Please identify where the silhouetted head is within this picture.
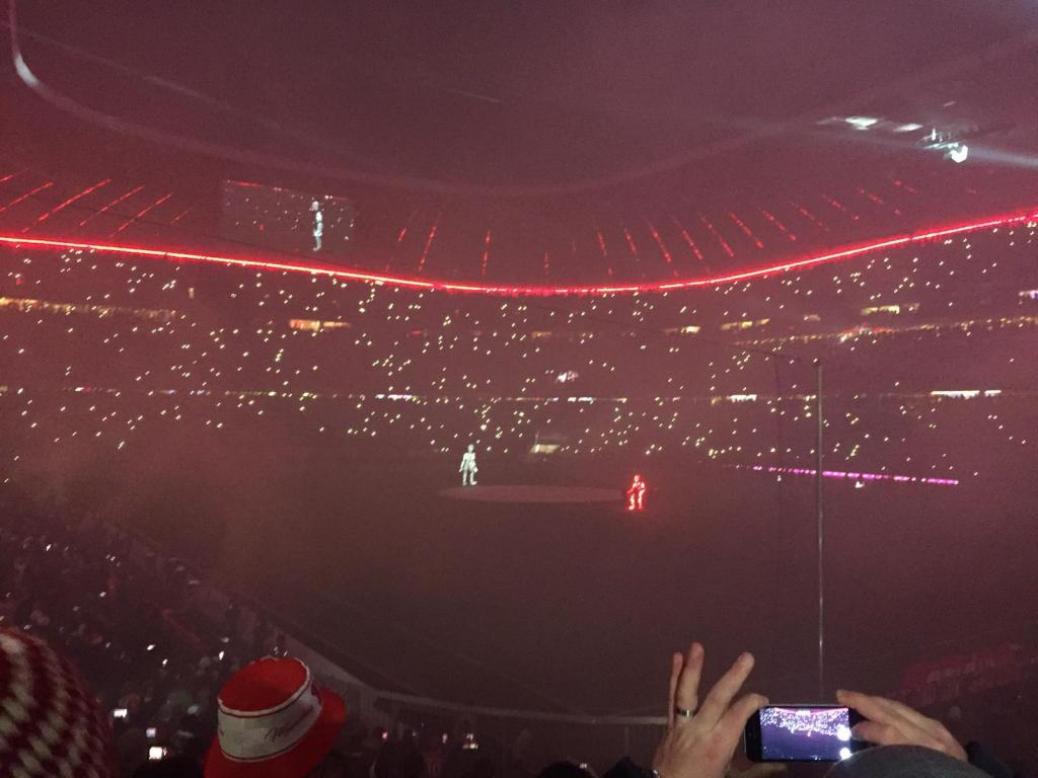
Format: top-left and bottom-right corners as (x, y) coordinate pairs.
(826, 746), (987, 778)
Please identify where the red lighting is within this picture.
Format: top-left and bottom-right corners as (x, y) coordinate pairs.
(0, 207), (1035, 296)
(79, 185), (145, 227)
(481, 229), (492, 278)
(23, 178), (111, 232)
(646, 220), (675, 268)
(0, 181), (54, 214)
(698, 212), (734, 258)
(112, 192), (173, 236)
(417, 216), (439, 272)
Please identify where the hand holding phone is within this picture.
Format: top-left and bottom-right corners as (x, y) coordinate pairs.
(745, 705), (864, 762)
(653, 644), (768, 778)
(835, 690), (966, 761)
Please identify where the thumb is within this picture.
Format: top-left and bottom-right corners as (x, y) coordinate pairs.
(732, 764), (788, 778)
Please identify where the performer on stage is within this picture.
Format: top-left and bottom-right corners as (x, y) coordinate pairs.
(459, 444), (478, 486)
(626, 474), (646, 511)
(311, 199), (324, 252)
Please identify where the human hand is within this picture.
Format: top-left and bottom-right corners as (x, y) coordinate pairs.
(725, 762), (786, 778)
(652, 643), (768, 778)
(835, 689), (966, 760)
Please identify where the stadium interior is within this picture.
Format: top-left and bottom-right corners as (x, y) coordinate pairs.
(1, 2), (1037, 776)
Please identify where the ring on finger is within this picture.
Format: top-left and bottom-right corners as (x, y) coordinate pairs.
(674, 706), (695, 719)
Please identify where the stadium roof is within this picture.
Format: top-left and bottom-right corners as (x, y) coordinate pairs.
(4, 2), (1038, 289)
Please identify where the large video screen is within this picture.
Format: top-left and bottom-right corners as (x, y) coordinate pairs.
(221, 180), (355, 258)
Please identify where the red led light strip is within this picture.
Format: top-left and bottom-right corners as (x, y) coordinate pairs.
(78, 184), (145, 227)
(111, 192), (173, 236)
(23, 178), (111, 232)
(0, 208), (1035, 296)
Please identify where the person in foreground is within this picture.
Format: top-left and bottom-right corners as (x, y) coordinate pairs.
(204, 655), (346, 778)
(0, 627), (116, 777)
(650, 643), (1014, 778)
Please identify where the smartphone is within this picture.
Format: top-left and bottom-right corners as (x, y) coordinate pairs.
(744, 705), (865, 762)
(111, 708), (129, 720)
(146, 727), (158, 739)
(148, 746), (168, 761)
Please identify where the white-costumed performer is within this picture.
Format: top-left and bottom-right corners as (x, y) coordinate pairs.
(459, 443), (478, 486)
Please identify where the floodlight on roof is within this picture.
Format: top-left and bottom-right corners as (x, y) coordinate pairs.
(946, 143), (969, 164)
(845, 116), (879, 130)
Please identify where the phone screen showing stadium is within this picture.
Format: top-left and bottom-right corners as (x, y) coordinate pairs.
(221, 180), (355, 258)
(758, 706), (855, 761)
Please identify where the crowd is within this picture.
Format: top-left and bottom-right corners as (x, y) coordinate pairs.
(0, 224), (1036, 484)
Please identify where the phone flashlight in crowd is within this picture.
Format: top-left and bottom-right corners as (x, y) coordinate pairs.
(112, 708), (128, 719)
(218, 650), (226, 661)
(148, 746), (168, 761)
(579, 763), (589, 770)
(146, 727), (158, 739)
(462, 732), (479, 751)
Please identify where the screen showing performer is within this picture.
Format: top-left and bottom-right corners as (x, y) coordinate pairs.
(221, 180), (355, 258)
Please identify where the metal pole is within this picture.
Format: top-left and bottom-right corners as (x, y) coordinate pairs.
(814, 359), (825, 698)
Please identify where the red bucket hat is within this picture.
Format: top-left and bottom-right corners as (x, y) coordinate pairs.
(205, 656), (346, 778)
(0, 627), (115, 777)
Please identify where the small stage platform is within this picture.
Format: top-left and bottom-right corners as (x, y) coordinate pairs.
(439, 485), (620, 504)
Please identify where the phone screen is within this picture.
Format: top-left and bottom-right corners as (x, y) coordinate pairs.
(746, 705), (859, 762)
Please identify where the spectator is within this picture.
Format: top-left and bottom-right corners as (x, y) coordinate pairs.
(836, 691), (1016, 778)
(133, 755), (205, 777)
(537, 762), (595, 778)
(204, 655), (346, 777)
(0, 627), (116, 776)
(648, 644), (1018, 778)
(826, 745), (987, 778)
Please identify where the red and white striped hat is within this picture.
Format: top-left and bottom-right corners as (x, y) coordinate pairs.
(0, 627), (115, 777)
(205, 656), (345, 778)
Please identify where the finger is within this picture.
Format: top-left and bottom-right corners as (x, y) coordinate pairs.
(851, 720), (922, 748)
(836, 689), (900, 726)
(719, 693), (769, 740)
(696, 652), (755, 727)
(674, 642), (704, 715)
(838, 690), (943, 747)
(880, 697), (953, 740)
(667, 651), (683, 728)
